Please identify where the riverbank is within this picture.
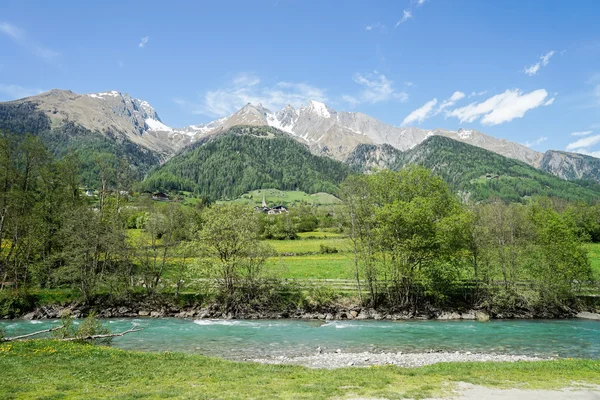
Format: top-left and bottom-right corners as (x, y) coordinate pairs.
(1, 340), (599, 399)
(13, 301), (599, 321)
(251, 350), (542, 369)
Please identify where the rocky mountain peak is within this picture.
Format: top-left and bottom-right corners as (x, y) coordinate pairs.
(302, 100), (334, 119)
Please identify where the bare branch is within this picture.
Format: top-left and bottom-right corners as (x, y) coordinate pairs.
(59, 326), (144, 341)
(2, 326), (62, 342)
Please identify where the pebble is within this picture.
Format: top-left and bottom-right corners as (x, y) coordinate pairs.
(251, 351), (542, 369)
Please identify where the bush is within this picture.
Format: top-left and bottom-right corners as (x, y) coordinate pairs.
(319, 244), (338, 254)
(53, 312), (112, 344)
(0, 291), (36, 318)
(304, 285), (339, 309)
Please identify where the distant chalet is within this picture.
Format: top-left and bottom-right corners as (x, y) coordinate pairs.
(151, 192), (169, 201)
(255, 193), (288, 214)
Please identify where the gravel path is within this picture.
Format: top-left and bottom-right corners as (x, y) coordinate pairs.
(251, 350), (543, 369)
(435, 382), (600, 400)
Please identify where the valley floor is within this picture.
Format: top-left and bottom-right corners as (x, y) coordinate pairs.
(1, 340), (599, 399)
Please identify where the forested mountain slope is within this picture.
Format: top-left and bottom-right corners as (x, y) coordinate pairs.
(0, 101), (161, 186)
(393, 136), (600, 203)
(140, 126), (351, 199)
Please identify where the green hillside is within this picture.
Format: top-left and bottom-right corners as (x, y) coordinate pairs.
(140, 126), (351, 200)
(393, 135), (600, 203)
(0, 101), (161, 187)
(220, 189), (341, 206)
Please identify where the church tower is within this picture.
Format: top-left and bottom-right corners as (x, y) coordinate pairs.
(262, 192), (267, 208)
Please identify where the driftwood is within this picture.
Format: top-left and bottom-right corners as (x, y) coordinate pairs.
(1, 326), (62, 342)
(59, 326), (144, 342)
(2, 326), (143, 342)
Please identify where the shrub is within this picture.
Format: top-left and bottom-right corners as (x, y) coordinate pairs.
(319, 244), (338, 254)
(53, 312), (112, 344)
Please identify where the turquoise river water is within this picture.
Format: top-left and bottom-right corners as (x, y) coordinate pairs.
(2, 318), (599, 360)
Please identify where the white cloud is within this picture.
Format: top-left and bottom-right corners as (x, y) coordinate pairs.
(395, 10), (413, 27)
(400, 91), (465, 125)
(346, 72), (408, 105)
(402, 98), (438, 125)
(566, 134), (600, 151)
(417, 0), (426, 5)
(447, 89), (552, 126)
(468, 90), (487, 98)
(571, 130), (593, 137)
(437, 91), (465, 113)
(576, 149), (600, 158)
(138, 36), (149, 48)
(342, 95), (361, 108)
(524, 50), (556, 76)
(0, 22), (60, 63)
(178, 73), (328, 117)
(0, 83), (43, 100)
(522, 136), (547, 148)
(365, 22), (386, 33)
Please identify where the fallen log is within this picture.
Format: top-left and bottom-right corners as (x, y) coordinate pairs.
(2, 326), (143, 342)
(59, 326), (144, 341)
(2, 326), (62, 342)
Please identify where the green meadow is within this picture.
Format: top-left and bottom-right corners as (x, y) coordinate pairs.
(1, 340), (599, 400)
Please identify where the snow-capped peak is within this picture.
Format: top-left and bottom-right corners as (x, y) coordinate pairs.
(306, 100), (331, 118)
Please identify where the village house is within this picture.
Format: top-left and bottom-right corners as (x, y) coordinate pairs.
(255, 193), (288, 214)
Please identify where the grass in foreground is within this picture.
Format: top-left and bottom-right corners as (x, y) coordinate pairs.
(1, 341), (599, 399)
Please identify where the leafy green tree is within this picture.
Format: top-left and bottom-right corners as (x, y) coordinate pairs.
(200, 204), (272, 302)
(341, 167), (471, 307)
(527, 203), (592, 304)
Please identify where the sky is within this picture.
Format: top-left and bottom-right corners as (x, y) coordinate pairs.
(1, 0), (599, 155)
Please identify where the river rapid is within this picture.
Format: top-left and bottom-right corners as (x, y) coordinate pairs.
(2, 318), (600, 363)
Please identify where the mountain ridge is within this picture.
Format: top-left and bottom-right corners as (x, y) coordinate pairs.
(1, 89), (599, 184)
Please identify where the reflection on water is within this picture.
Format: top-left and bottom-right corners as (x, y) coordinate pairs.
(2, 318), (599, 360)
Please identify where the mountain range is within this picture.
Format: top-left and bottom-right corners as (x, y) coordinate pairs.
(1, 89), (599, 199)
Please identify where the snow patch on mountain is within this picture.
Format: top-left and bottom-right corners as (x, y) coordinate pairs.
(457, 129), (473, 139)
(145, 118), (172, 132)
(88, 91), (121, 99)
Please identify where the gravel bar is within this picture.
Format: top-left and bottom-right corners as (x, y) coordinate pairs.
(251, 350), (544, 369)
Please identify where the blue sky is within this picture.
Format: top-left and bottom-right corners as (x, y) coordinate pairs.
(1, 0), (599, 155)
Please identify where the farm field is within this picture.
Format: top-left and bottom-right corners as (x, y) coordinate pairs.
(264, 237), (351, 255)
(266, 253), (354, 279)
(218, 189), (341, 206)
(124, 230), (600, 281)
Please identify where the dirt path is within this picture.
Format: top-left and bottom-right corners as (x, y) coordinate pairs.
(437, 383), (600, 399)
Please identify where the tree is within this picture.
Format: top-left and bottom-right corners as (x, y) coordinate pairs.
(200, 204), (272, 303)
(341, 167), (471, 308)
(528, 203), (592, 305)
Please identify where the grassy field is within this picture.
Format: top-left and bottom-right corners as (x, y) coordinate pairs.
(265, 237), (351, 255)
(1, 341), (599, 399)
(125, 229), (600, 281)
(218, 189), (341, 207)
(267, 253), (354, 279)
(584, 242), (600, 279)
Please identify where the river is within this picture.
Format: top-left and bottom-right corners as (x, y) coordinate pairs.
(2, 318), (599, 360)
